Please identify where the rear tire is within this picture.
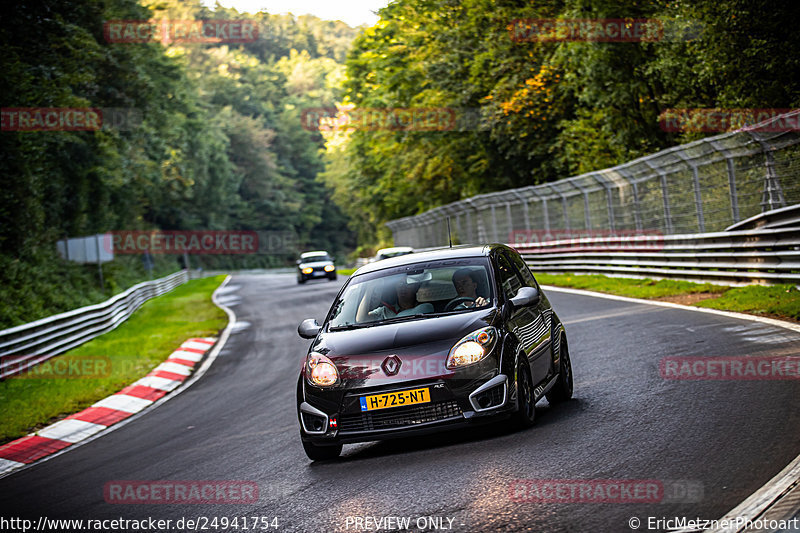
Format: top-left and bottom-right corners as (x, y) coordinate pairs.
(302, 439), (342, 461)
(546, 335), (573, 404)
(512, 356), (536, 428)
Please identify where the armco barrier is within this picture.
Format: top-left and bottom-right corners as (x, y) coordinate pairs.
(517, 206), (800, 285)
(0, 270), (188, 379)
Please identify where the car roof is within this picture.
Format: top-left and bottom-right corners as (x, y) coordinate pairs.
(354, 244), (504, 276)
(300, 251), (330, 258)
(376, 246), (413, 255)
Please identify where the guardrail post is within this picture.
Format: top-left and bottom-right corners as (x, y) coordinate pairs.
(490, 204), (499, 242)
(761, 150), (786, 211)
(505, 202), (514, 241)
(727, 158), (740, 223)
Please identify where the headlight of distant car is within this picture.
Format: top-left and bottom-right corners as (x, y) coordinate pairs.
(324, 264), (335, 272)
(301, 267), (313, 274)
(306, 352), (339, 387)
(446, 326), (497, 369)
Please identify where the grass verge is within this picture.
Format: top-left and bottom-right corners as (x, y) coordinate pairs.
(337, 268), (357, 276)
(0, 275), (228, 444)
(535, 273), (800, 322)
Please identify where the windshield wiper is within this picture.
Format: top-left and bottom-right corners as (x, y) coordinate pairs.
(370, 314), (430, 326)
(329, 313), (430, 331)
(329, 322), (376, 331)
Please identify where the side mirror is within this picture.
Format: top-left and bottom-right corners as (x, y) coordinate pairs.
(298, 318), (322, 339)
(508, 286), (540, 311)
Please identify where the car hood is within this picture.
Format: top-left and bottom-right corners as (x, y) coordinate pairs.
(311, 309), (497, 387)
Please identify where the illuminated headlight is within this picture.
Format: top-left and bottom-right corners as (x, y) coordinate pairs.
(324, 264), (335, 272)
(446, 327), (497, 369)
(301, 267), (313, 274)
(306, 352), (339, 387)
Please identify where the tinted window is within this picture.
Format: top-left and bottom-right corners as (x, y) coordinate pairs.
(496, 253), (523, 300)
(507, 250), (538, 288)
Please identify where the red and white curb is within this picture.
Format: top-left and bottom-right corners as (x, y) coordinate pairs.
(0, 337), (216, 476)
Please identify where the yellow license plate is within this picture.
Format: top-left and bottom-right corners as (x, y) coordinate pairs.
(359, 387), (431, 412)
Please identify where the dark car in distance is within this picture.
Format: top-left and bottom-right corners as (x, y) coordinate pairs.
(296, 244), (573, 460)
(297, 251), (337, 284)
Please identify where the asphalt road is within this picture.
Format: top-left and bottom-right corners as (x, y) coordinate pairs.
(1, 273), (799, 533)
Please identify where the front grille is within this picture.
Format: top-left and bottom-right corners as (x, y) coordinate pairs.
(338, 400), (463, 433)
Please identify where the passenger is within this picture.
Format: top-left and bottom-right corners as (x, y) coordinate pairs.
(366, 277), (433, 320)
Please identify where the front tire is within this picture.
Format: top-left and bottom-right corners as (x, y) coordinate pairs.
(302, 440), (342, 461)
(512, 356), (536, 428)
(546, 335), (573, 404)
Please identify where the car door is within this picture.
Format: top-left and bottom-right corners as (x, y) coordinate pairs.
(495, 252), (547, 387)
(502, 250), (553, 386)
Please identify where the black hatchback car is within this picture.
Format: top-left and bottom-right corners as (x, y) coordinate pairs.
(296, 244), (573, 460)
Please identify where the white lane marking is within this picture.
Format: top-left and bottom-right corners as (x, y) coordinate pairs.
(154, 362), (192, 376)
(542, 285), (800, 334)
(543, 283), (800, 532)
(135, 376), (181, 392)
(92, 394), (152, 413)
(37, 419), (106, 443)
(169, 350), (204, 362)
(181, 341), (213, 351)
(706, 452), (800, 533)
(0, 276), (235, 480)
(0, 459), (25, 475)
(564, 306), (665, 325)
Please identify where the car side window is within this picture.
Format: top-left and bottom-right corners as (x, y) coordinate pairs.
(507, 250), (538, 288)
(496, 253), (523, 300)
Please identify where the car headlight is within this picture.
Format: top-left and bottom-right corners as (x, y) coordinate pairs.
(306, 352), (339, 387)
(324, 264), (335, 272)
(301, 267), (313, 274)
(446, 327), (497, 369)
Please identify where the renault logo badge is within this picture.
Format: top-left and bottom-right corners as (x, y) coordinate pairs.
(382, 355), (402, 376)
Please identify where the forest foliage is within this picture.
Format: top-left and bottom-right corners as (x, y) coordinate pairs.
(320, 0), (800, 244)
(0, 0), (358, 326)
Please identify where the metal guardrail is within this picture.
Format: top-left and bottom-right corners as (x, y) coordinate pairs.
(0, 270), (188, 379)
(517, 206), (800, 285)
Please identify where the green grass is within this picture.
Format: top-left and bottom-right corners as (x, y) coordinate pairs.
(0, 275), (228, 444)
(535, 272), (800, 321)
(534, 273), (728, 299)
(695, 284), (800, 318)
(337, 268), (357, 276)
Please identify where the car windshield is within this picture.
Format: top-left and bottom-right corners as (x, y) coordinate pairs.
(327, 258), (493, 329)
(301, 253), (332, 262)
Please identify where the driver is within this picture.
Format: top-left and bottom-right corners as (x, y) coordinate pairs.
(366, 277), (434, 320)
(451, 268), (488, 308)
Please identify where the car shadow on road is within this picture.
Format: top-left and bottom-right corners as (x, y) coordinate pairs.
(318, 397), (587, 464)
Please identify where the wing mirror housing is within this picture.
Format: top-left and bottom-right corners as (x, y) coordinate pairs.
(298, 318), (322, 339)
(508, 286), (540, 311)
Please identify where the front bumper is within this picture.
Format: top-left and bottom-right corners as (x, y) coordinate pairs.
(299, 373), (515, 444)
